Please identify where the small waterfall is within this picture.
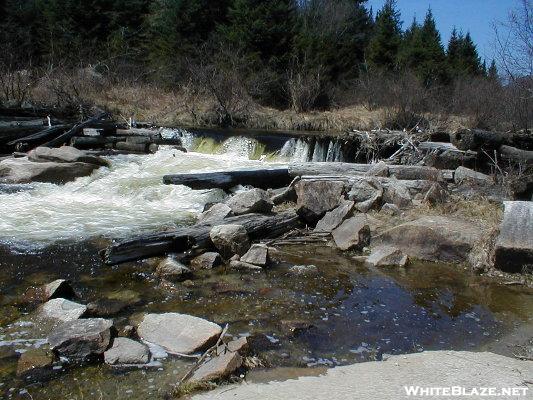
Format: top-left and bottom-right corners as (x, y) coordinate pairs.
(220, 136), (264, 159)
(292, 138), (313, 162)
(326, 139), (344, 162)
(312, 139), (328, 162)
(279, 138), (297, 158)
(161, 128), (197, 151)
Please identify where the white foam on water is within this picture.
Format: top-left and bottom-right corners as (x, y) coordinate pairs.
(0, 147), (270, 248)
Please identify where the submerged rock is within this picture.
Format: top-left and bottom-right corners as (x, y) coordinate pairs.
(48, 318), (114, 362)
(295, 180), (345, 223)
(210, 224), (250, 257)
(226, 189), (273, 215)
(197, 203), (233, 224)
(22, 279), (75, 304)
(314, 200), (354, 233)
(104, 337), (150, 366)
(16, 348), (59, 382)
(137, 313), (222, 355)
(494, 201), (533, 273)
(332, 215), (371, 251)
(38, 298), (87, 322)
(190, 252), (222, 270)
(375, 216), (484, 264)
(288, 264), (319, 275)
(365, 246), (408, 267)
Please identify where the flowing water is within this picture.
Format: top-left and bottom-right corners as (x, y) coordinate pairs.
(0, 135), (532, 399)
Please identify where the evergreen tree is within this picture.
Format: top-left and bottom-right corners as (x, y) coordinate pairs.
(294, 0), (373, 81)
(447, 29), (483, 78)
(220, 0), (296, 70)
(399, 8), (446, 86)
(488, 59), (499, 81)
(366, 0), (402, 71)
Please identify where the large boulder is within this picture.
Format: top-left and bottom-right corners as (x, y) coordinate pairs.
(48, 318), (114, 362)
(104, 337), (150, 366)
(210, 224), (250, 257)
(226, 189), (273, 215)
(28, 146), (108, 166)
(0, 157), (99, 184)
(38, 298), (87, 322)
(295, 180), (345, 223)
(375, 216), (484, 264)
(22, 279), (75, 304)
(494, 201), (533, 273)
(137, 313), (222, 355)
(314, 200), (354, 233)
(348, 178), (383, 212)
(197, 203), (233, 224)
(332, 215), (371, 251)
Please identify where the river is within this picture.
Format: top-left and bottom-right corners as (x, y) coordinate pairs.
(0, 130), (532, 399)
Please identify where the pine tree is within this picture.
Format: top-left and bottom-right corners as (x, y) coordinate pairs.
(294, 0), (373, 80)
(366, 0), (402, 72)
(488, 59), (499, 81)
(220, 0), (296, 70)
(447, 29), (483, 79)
(398, 8), (446, 86)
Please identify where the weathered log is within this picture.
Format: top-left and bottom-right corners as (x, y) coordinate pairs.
(288, 162), (451, 182)
(42, 113), (109, 148)
(499, 145), (533, 165)
(0, 119), (48, 129)
(163, 167), (292, 190)
(7, 125), (69, 151)
(419, 142), (478, 170)
(298, 175), (436, 193)
(71, 136), (116, 149)
(115, 141), (158, 154)
(103, 211), (301, 265)
(116, 128), (160, 137)
(452, 129), (533, 152)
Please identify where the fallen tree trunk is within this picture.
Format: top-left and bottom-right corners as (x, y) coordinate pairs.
(7, 125), (69, 151)
(298, 175), (437, 193)
(42, 113), (109, 148)
(452, 129), (533, 152)
(163, 167), (292, 190)
(115, 128), (161, 136)
(0, 119), (48, 129)
(103, 211), (301, 265)
(288, 162), (451, 182)
(499, 145), (533, 165)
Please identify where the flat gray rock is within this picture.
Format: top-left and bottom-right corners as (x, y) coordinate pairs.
(192, 351), (533, 400)
(383, 179), (412, 208)
(156, 258), (192, 281)
(48, 318), (113, 361)
(28, 146), (108, 166)
(332, 215), (371, 251)
(494, 201), (533, 273)
(38, 298), (87, 322)
(190, 351), (243, 383)
(104, 337), (150, 365)
(190, 252), (222, 270)
(137, 313), (222, 355)
(295, 180), (345, 222)
(365, 246), (408, 267)
(314, 200), (354, 233)
(240, 244), (269, 266)
(454, 166), (492, 185)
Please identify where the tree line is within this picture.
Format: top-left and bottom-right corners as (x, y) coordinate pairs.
(2, 0), (529, 131)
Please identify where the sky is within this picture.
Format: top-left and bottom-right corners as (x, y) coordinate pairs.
(366, 0), (520, 63)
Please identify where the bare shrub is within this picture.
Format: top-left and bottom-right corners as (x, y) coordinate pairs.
(0, 59), (36, 107)
(286, 58), (327, 112)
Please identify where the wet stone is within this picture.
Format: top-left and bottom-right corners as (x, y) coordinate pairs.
(210, 224), (250, 257)
(226, 188), (274, 215)
(240, 244), (269, 266)
(190, 351), (243, 383)
(104, 337), (150, 366)
(190, 252), (222, 270)
(332, 216), (371, 251)
(156, 258), (192, 281)
(48, 318), (114, 362)
(288, 264), (319, 275)
(16, 348), (59, 382)
(197, 203), (233, 224)
(38, 298), (87, 322)
(365, 246), (408, 268)
(137, 313), (222, 355)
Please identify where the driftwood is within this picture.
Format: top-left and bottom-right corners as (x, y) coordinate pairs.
(7, 125), (69, 151)
(103, 211), (301, 265)
(164, 167), (292, 190)
(42, 113), (109, 148)
(288, 162), (452, 182)
(116, 128), (161, 136)
(452, 129), (533, 152)
(499, 145), (533, 165)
